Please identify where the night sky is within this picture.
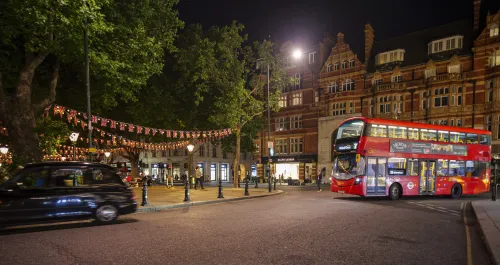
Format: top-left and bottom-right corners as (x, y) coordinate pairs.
(178, 0), (500, 53)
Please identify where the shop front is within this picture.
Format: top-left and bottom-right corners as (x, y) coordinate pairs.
(261, 154), (317, 184)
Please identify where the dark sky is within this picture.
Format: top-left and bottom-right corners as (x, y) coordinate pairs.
(177, 0), (500, 53)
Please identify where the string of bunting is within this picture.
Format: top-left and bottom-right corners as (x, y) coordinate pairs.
(47, 105), (233, 139)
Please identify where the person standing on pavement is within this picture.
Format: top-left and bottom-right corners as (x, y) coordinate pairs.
(195, 166), (204, 190)
(316, 169), (323, 192)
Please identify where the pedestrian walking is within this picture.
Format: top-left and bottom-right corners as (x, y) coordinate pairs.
(316, 169), (323, 192)
(194, 166), (204, 190)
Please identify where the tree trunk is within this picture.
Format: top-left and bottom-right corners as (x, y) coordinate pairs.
(232, 127), (241, 188)
(123, 149), (140, 178)
(5, 98), (42, 164)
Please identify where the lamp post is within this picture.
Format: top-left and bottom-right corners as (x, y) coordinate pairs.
(104, 151), (111, 164)
(69, 132), (79, 162)
(184, 144), (194, 202)
(83, 0), (93, 162)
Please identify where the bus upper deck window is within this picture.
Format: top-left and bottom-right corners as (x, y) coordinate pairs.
(408, 128), (419, 140)
(420, 129), (437, 141)
(479, 134), (490, 145)
(450, 132), (465, 143)
(466, 133), (478, 144)
(388, 126), (407, 139)
(438, 131), (449, 142)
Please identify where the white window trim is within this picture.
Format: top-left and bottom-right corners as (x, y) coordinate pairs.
(391, 75), (402, 83)
(308, 52), (316, 64)
(375, 49), (405, 65)
(428, 36), (463, 55)
(491, 24), (499, 37)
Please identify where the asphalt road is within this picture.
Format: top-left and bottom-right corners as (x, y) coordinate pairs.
(0, 185), (493, 265)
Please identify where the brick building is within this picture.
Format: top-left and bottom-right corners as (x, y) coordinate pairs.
(256, 0), (500, 182)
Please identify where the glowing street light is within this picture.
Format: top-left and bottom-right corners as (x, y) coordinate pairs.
(104, 152), (111, 158)
(187, 144), (194, 152)
(292, 49), (302, 59)
(69, 132), (79, 162)
(0, 146), (8, 155)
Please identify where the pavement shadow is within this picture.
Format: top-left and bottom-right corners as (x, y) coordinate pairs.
(0, 218), (139, 236)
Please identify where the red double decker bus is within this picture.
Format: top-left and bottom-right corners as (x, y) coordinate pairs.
(330, 117), (491, 200)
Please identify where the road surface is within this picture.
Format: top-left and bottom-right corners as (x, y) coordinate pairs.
(0, 185), (492, 265)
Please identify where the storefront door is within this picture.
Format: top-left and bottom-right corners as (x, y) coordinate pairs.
(210, 164), (217, 181)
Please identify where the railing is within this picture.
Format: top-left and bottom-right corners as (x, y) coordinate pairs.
(428, 73), (463, 83)
(375, 82), (407, 91)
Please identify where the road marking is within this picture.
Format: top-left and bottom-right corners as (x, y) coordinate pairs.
(406, 202), (461, 217)
(463, 201), (473, 265)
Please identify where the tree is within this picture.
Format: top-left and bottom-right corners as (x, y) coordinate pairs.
(205, 22), (289, 187)
(0, 0), (183, 164)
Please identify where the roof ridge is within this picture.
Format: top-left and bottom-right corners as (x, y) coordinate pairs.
(373, 18), (472, 44)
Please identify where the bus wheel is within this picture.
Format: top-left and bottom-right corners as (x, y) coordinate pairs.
(451, 184), (462, 199)
(389, 183), (401, 200)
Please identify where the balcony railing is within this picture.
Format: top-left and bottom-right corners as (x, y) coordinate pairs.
(375, 82), (407, 91)
(428, 73), (463, 83)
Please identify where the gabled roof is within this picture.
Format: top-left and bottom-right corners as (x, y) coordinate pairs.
(367, 19), (474, 73)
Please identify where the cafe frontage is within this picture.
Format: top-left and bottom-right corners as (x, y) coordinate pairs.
(260, 154), (317, 183)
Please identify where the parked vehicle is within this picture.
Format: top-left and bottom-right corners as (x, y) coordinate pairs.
(0, 162), (137, 227)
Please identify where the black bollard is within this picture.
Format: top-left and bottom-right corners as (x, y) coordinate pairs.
(184, 176), (191, 202)
(238, 178), (241, 188)
(273, 177), (277, 191)
(254, 176), (259, 188)
(217, 177), (224, 199)
(244, 177), (250, 196)
(141, 181), (149, 206)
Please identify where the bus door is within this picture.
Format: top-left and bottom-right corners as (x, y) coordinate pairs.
(419, 160), (436, 194)
(366, 158), (387, 195)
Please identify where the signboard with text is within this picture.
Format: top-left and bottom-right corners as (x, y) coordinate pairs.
(335, 142), (358, 152)
(389, 140), (468, 156)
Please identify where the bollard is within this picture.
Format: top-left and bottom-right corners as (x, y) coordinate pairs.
(254, 176), (259, 188)
(141, 181), (149, 206)
(238, 178), (241, 188)
(184, 176), (191, 202)
(493, 162), (498, 202)
(244, 177), (250, 196)
(273, 177), (277, 191)
(217, 177), (224, 199)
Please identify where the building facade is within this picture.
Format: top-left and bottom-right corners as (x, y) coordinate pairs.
(256, 0), (500, 182)
(139, 143), (254, 182)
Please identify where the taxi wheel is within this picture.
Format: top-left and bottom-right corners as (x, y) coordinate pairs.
(389, 183), (402, 200)
(451, 184), (462, 199)
(94, 204), (119, 224)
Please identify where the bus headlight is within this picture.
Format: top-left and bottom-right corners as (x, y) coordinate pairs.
(354, 177), (362, 185)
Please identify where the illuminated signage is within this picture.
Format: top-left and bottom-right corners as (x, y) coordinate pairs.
(388, 168), (406, 175)
(336, 142), (358, 152)
(277, 157), (295, 162)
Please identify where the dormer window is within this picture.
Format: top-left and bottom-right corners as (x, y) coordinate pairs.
(342, 61), (347, 69)
(428, 36), (463, 54)
(327, 64), (332, 72)
(334, 63), (339, 71)
(375, 49), (405, 65)
(489, 50), (500, 67)
(391, 75), (402, 83)
(448, 64), (461, 74)
(491, 24), (499, 37)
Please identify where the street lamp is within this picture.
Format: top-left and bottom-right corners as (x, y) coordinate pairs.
(184, 144), (194, 202)
(0, 146), (8, 155)
(292, 49), (302, 59)
(69, 132), (79, 161)
(104, 151), (111, 164)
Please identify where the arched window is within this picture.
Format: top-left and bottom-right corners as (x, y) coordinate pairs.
(334, 63), (339, 71)
(349, 59), (355, 68)
(327, 64), (332, 72)
(342, 61), (347, 69)
(491, 24), (499, 37)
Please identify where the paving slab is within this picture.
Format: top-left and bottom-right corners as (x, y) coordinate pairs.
(472, 200), (500, 265)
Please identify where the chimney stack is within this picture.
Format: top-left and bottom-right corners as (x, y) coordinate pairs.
(336, 32), (345, 46)
(364, 24), (375, 64)
(473, 0), (482, 33)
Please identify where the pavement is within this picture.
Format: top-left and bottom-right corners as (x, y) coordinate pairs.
(472, 199), (500, 265)
(0, 185), (494, 265)
(131, 185), (282, 212)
